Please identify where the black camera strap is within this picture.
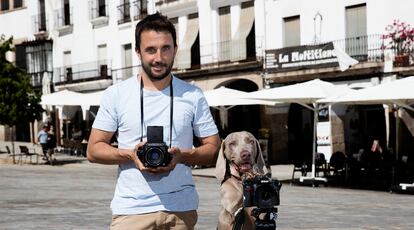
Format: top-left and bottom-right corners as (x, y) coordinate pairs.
(140, 76), (173, 148)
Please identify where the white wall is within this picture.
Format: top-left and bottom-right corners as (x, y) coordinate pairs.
(264, 0), (414, 49)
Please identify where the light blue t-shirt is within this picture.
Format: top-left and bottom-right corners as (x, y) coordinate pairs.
(38, 130), (48, 144)
(92, 76), (218, 215)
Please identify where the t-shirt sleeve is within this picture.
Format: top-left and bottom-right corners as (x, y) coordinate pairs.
(192, 90), (218, 138)
(92, 87), (118, 132)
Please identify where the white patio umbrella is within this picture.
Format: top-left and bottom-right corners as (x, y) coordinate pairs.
(244, 79), (350, 183)
(41, 89), (88, 106)
(203, 86), (276, 129)
(318, 76), (414, 110)
(41, 89), (104, 119)
(318, 76), (414, 161)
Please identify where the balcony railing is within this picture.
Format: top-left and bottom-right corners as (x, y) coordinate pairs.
(32, 13), (47, 33)
(117, 2), (131, 24)
(155, 0), (178, 6)
(54, 60), (112, 84)
(331, 34), (384, 62)
(54, 6), (73, 28)
(197, 38), (263, 68)
(112, 65), (142, 83)
(133, 0), (147, 21)
(305, 34), (384, 63)
(89, 0), (108, 20)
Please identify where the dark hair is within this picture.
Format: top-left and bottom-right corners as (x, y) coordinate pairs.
(135, 12), (177, 51)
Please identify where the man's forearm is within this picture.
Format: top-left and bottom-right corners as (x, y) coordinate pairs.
(181, 136), (221, 166)
(87, 142), (134, 165)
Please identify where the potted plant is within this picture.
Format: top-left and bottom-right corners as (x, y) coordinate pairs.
(381, 20), (414, 66)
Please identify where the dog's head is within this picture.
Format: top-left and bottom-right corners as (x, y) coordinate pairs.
(215, 131), (269, 182)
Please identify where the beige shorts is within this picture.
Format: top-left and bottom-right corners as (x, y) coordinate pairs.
(110, 210), (198, 230)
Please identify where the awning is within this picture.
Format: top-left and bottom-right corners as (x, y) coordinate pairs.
(230, 4), (255, 61)
(175, 16), (199, 69)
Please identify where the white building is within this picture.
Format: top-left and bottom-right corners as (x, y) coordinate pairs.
(1, 0), (414, 167)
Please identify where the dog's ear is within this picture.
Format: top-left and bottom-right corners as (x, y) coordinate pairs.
(215, 140), (228, 181)
(253, 138), (270, 175)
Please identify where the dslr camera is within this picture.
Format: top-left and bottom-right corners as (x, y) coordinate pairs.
(137, 126), (171, 168)
(243, 175), (281, 209)
(243, 175), (282, 229)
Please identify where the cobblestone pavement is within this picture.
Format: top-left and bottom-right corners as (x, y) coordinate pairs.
(1, 161), (414, 229)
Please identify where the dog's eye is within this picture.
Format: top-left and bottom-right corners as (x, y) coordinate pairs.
(247, 139), (254, 144)
(229, 141), (236, 147)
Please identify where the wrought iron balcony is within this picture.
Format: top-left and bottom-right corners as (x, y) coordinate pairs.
(54, 6), (73, 28)
(54, 60), (112, 85)
(32, 13), (47, 33)
(117, 2), (131, 24)
(329, 34), (384, 62)
(112, 65), (142, 83)
(89, 0), (109, 28)
(133, 0), (147, 21)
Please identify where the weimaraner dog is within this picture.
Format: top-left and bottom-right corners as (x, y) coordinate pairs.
(215, 131), (269, 230)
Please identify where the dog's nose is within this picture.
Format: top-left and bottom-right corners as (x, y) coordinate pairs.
(240, 151), (251, 160)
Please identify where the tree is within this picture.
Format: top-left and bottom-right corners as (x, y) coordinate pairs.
(0, 35), (44, 161)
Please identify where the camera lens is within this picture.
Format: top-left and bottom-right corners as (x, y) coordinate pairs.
(255, 184), (276, 209)
(145, 147), (164, 166)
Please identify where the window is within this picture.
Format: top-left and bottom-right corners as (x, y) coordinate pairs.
(218, 6), (231, 61)
(39, 0), (46, 31)
(98, 0), (106, 17)
(63, 0), (70, 25)
(174, 13), (200, 69)
(0, 0), (24, 11)
(169, 17), (179, 43)
(230, 1), (255, 61)
(117, 0), (131, 24)
(97, 44), (107, 77)
(1, 0), (10, 11)
(63, 51), (72, 81)
(345, 4), (367, 58)
(122, 44), (132, 79)
(283, 15), (300, 47)
(13, 0), (22, 8)
(25, 41), (53, 86)
(133, 0), (147, 20)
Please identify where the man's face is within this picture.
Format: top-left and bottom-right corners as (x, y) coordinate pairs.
(137, 30), (177, 81)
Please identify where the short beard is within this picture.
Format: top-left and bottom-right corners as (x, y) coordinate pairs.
(142, 61), (174, 82)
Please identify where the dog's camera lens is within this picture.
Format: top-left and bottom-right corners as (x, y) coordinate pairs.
(255, 184), (276, 209)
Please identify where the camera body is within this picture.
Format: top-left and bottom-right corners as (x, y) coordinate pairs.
(243, 175), (281, 209)
(137, 126), (171, 168)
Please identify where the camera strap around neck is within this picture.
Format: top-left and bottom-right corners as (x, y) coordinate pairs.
(140, 76), (173, 148)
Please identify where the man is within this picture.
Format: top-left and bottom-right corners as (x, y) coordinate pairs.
(87, 12), (221, 230)
(37, 124), (49, 160)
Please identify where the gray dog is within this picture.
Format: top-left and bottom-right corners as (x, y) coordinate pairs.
(215, 131), (269, 230)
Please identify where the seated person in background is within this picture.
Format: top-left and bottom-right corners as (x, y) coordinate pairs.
(371, 139), (383, 154)
(72, 127), (83, 141)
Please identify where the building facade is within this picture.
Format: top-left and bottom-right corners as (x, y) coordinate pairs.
(1, 0), (414, 169)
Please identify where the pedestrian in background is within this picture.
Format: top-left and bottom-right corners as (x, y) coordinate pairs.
(37, 124), (49, 161)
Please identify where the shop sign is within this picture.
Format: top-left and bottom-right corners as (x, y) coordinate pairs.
(265, 42), (339, 72)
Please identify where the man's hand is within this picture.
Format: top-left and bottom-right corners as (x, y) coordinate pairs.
(133, 143), (182, 174)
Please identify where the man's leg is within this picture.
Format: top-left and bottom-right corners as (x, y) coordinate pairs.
(110, 210), (197, 230)
(162, 210), (198, 230)
(110, 212), (160, 230)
